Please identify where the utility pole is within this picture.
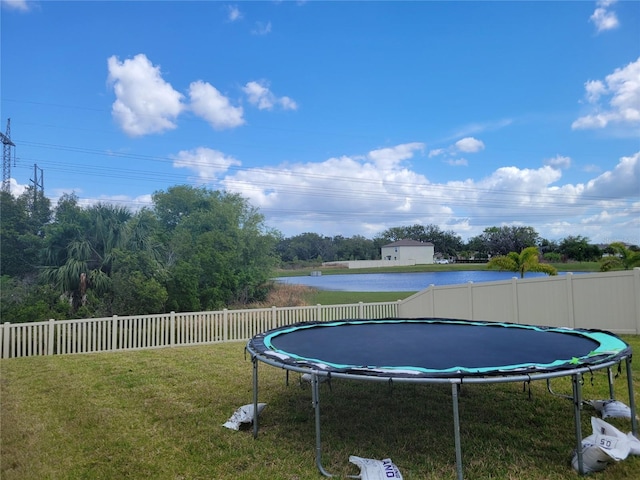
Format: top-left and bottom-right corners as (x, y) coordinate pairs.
(1, 118), (16, 193)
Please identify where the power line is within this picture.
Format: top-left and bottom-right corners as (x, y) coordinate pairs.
(14, 139), (632, 204)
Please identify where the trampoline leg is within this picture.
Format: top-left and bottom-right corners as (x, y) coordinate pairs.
(451, 382), (464, 480)
(252, 356), (259, 439)
(625, 357), (638, 437)
(312, 373), (334, 477)
(607, 367), (616, 400)
(572, 373), (584, 475)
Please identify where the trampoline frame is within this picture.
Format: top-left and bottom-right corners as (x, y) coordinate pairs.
(246, 320), (637, 479)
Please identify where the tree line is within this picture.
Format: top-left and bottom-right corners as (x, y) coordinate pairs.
(1, 186), (278, 322)
(1, 186), (638, 322)
(277, 224), (623, 265)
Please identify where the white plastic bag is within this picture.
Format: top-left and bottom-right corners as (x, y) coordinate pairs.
(571, 444), (612, 474)
(349, 456), (403, 480)
(222, 403), (266, 431)
(590, 417), (631, 461)
(589, 400), (633, 419)
(571, 417), (632, 473)
(627, 433), (640, 456)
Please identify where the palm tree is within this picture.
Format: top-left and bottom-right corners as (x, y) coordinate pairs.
(41, 203), (134, 311)
(600, 242), (640, 271)
(487, 246), (557, 278)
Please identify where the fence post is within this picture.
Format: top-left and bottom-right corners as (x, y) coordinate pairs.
(467, 281), (474, 320)
(271, 306), (277, 330)
(170, 311), (176, 347)
(1, 322), (8, 359)
(111, 315), (118, 351)
(358, 302), (364, 319)
(316, 304), (322, 322)
(47, 319), (55, 356)
(223, 309), (228, 342)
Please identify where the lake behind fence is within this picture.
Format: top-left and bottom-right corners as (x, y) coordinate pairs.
(274, 271), (586, 292)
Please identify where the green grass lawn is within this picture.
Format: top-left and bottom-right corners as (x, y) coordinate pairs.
(2, 337), (639, 480)
(308, 290), (415, 305)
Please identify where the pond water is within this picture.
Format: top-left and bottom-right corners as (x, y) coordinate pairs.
(274, 271), (584, 292)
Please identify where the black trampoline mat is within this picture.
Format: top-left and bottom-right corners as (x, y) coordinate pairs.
(266, 321), (601, 372)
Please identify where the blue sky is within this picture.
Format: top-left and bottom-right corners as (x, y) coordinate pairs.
(1, 0), (639, 244)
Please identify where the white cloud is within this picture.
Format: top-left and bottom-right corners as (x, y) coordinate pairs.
(214, 144), (637, 243)
(1, 0), (29, 11)
(107, 54), (185, 137)
(447, 118), (512, 141)
(227, 5), (242, 22)
(544, 155), (572, 169)
(172, 147), (242, 183)
(7, 178), (28, 197)
(446, 158), (468, 167)
(428, 137), (484, 166)
(590, 0), (619, 33)
(218, 143), (451, 238)
(367, 143), (425, 170)
(584, 151), (640, 198)
(584, 80), (607, 103)
(243, 81), (298, 111)
(582, 164), (602, 173)
(573, 57), (640, 130)
(106, 55), (295, 135)
(252, 21), (272, 35)
(455, 137), (485, 153)
(189, 80), (245, 129)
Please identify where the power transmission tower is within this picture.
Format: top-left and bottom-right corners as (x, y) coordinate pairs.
(31, 163), (44, 206)
(1, 118), (16, 193)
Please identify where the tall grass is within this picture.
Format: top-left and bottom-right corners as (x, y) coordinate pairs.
(2, 337), (639, 479)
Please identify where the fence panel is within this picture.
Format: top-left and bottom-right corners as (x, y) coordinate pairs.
(0, 301), (400, 359)
(398, 270), (640, 334)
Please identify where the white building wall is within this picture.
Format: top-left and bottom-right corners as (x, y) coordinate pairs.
(381, 245), (434, 264)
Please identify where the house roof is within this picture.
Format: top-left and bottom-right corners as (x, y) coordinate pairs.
(383, 239), (434, 247)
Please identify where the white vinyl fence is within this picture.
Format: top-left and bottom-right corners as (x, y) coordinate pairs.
(3, 270), (639, 360)
(0, 301), (399, 359)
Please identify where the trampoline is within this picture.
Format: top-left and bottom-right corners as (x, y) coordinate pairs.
(246, 318), (637, 479)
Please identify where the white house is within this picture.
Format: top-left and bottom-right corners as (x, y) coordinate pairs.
(381, 239), (435, 264)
